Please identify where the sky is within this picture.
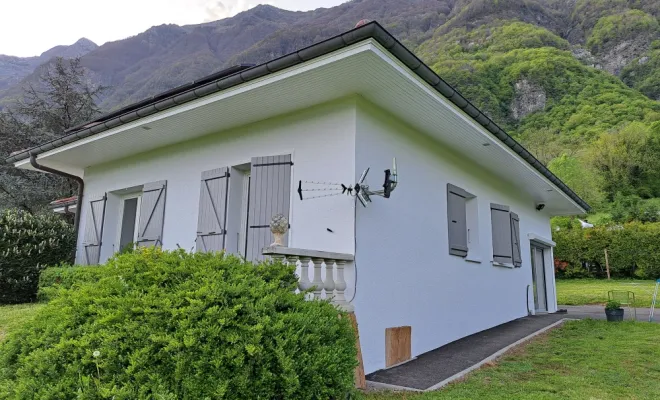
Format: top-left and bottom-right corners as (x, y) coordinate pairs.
(0, 0), (347, 57)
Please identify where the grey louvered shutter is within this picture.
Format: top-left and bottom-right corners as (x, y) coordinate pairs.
(196, 167), (229, 252)
(491, 203), (513, 264)
(510, 212), (522, 267)
(137, 181), (167, 248)
(81, 194), (107, 265)
(246, 154), (292, 261)
(447, 184), (468, 257)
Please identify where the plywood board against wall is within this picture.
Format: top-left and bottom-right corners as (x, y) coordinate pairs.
(385, 326), (412, 367)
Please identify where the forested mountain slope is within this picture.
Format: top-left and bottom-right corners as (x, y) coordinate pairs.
(2, 0), (660, 219)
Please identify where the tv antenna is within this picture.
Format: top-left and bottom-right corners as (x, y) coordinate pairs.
(297, 158), (398, 207)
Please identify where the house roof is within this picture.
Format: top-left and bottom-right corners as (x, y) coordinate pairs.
(3, 21), (589, 212)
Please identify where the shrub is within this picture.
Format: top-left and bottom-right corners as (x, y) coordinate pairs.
(0, 249), (358, 399)
(0, 209), (75, 304)
(605, 300), (622, 310)
(38, 264), (103, 301)
(554, 221), (660, 279)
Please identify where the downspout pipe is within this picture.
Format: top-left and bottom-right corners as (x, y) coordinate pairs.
(29, 153), (84, 238)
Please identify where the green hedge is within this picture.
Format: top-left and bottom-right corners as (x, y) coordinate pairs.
(554, 221), (660, 279)
(0, 209), (75, 304)
(0, 249), (358, 399)
(38, 265), (103, 301)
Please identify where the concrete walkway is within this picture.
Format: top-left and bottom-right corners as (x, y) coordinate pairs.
(367, 306), (659, 391)
(366, 314), (567, 391)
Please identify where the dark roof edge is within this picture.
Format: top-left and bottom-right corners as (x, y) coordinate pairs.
(3, 21), (590, 212)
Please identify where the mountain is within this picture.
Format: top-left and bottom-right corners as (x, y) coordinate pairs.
(2, 0), (660, 220)
(0, 38), (97, 95)
(0, 1), (450, 109)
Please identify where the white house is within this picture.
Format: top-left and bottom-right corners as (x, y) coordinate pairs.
(6, 22), (588, 375)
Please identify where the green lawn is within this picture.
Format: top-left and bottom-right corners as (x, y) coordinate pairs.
(556, 279), (657, 307)
(0, 303), (44, 341)
(365, 320), (660, 399)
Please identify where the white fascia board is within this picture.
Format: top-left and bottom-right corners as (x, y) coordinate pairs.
(366, 42), (587, 215)
(14, 41), (377, 170)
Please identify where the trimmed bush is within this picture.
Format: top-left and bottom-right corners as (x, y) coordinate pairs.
(0, 209), (75, 304)
(554, 221), (660, 279)
(0, 249), (358, 399)
(38, 264), (103, 301)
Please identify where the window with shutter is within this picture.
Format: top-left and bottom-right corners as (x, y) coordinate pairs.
(510, 212), (522, 267)
(246, 154), (292, 261)
(81, 194), (107, 265)
(196, 167), (230, 252)
(137, 181), (167, 248)
(447, 184), (468, 257)
(491, 203), (513, 264)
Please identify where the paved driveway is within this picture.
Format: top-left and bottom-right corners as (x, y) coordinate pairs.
(561, 305), (658, 322)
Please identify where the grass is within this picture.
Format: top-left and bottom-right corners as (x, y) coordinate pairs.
(0, 303), (44, 341)
(365, 319), (660, 399)
(556, 279), (657, 307)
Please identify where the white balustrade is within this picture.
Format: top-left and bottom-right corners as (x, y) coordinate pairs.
(262, 246), (354, 312)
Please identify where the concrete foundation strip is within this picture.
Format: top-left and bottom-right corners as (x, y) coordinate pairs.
(366, 318), (578, 393)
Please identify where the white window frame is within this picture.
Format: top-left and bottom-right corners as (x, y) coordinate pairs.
(115, 192), (142, 253)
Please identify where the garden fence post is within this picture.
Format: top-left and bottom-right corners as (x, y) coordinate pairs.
(605, 249), (611, 280)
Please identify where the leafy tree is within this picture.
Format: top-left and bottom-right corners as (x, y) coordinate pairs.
(587, 9), (659, 54)
(621, 41), (660, 100)
(0, 209), (75, 304)
(519, 128), (582, 165)
(586, 122), (660, 200)
(0, 57), (105, 213)
(609, 193), (660, 223)
(548, 154), (605, 209)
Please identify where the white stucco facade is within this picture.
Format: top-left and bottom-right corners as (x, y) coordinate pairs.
(352, 100), (558, 373)
(78, 99), (357, 263)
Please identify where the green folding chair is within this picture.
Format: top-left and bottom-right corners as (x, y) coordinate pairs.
(608, 290), (637, 321)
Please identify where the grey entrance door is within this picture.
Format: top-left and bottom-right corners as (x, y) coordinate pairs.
(531, 246), (548, 312)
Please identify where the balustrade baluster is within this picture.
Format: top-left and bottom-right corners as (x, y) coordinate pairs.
(324, 259), (336, 301)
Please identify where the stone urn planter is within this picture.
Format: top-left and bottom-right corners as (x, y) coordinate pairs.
(605, 300), (624, 322)
(269, 214), (289, 247)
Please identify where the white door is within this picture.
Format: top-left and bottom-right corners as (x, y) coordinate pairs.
(531, 246), (548, 312)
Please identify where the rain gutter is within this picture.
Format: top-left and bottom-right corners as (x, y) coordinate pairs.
(29, 153), (84, 238)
